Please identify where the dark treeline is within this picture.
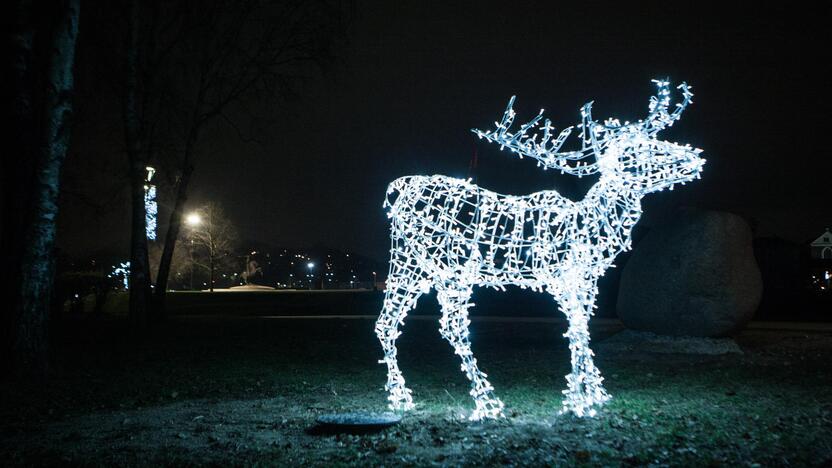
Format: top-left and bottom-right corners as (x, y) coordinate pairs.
(2, 0), (351, 380)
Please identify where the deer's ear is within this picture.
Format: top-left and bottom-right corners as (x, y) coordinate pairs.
(580, 101), (594, 133)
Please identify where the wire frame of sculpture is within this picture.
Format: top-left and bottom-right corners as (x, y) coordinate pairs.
(375, 80), (706, 420)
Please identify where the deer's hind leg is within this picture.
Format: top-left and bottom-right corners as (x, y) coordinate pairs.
(375, 264), (427, 411)
(552, 280), (611, 417)
(436, 282), (505, 420)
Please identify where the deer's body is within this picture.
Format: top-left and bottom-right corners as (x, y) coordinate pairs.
(386, 175), (640, 286)
(375, 80), (705, 420)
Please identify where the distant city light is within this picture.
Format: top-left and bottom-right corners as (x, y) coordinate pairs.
(109, 262), (130, 289)
(307, 262), (314, 269)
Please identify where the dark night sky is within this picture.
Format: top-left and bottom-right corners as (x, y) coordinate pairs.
(58, 2), (830, 263)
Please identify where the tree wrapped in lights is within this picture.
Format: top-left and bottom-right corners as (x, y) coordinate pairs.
(144, 167), (157, 240)
(375, 80), (706, 420)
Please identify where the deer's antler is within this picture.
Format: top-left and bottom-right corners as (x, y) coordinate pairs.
(642, 79), (694, 135)
(472, 80), (695, 177)
(472, 96), (599, 177)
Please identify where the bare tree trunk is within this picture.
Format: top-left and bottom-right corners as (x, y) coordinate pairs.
(124, 0), (151, 328)
(10, 0), (80, 379)
(128, 160), (152, 325)
(209, 249), (214, 292)
(153, 131), (197, 316)
(208, 205), (214, 292)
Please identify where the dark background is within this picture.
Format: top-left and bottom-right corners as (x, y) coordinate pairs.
(57, 2), (830, 264)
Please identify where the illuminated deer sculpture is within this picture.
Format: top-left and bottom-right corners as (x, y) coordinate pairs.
(376, 80), (705, 420)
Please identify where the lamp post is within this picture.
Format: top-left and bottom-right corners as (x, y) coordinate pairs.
(185, 212), (202, 290)
(244, 251), (257, 285)
(307, 262), (314, 290)
(372, 271), (378, 291)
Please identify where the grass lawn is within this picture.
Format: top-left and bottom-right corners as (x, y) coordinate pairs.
(1, 305), (831, 466)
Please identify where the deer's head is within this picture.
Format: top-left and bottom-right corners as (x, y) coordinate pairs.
(473, 79), (705, 194)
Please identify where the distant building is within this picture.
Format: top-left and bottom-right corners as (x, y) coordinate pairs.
(810, 228), (832, 260)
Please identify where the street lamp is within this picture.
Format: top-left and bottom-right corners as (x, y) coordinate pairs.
(307, 262), (314, 290)
(185, 212), (202, 227)
(243, 251), (258, 285)
(185, 212), (202, 290)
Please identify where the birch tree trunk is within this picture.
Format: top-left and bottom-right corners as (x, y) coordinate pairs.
(10, 0), (80, 379)
(153, 131), (196, 316)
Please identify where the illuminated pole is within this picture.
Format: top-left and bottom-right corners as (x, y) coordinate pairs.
(207, 208), (214, 292)
(185, 213), (202, 291)
(244, 252), (250, 285)
(144, 166), (157, 240)
(307, 262), (314, 290)
(190, 239), (194, 290)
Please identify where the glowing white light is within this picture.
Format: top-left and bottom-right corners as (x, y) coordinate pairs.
(145, 167), (157, 240)
(307, 262), (315, 269)
(375, 80), (705, 420)
(185, 213), (202, 227)
(109, 261), (131, 289)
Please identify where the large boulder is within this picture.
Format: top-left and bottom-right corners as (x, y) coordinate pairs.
(616, 208), (762, 337)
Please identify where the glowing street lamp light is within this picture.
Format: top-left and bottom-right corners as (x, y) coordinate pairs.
(185, 213), (202, 227)
(185, 212), (202, 290)
(307, 262), (315, 290)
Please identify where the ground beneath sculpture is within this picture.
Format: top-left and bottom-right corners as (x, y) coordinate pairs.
(1, 315), (830, 466)
(598, 329), (744, 355)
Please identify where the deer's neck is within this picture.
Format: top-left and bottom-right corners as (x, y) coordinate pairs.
(583, 176), (643, 256)
(592, 175), (642, 210)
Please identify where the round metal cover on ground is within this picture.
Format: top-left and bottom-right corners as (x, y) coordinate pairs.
(314, 412), (401, 433)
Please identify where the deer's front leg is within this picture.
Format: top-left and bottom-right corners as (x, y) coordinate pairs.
(437, 283), (505, 421)
(556, 284), (610, 417)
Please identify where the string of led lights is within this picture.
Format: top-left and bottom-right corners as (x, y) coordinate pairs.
(144, 166), (157, 240)
(375, 80), (705, 420)
(109, 261), (130, 290)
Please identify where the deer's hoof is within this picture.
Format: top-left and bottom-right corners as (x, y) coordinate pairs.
(389, 399), (415, 412)
(560, 391), (610, 418)
(470, 397), (505, 421)
(388, 389), (415, 412)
